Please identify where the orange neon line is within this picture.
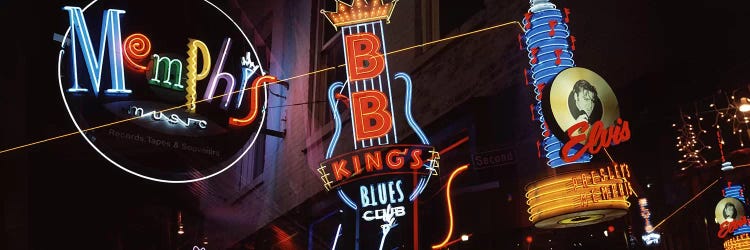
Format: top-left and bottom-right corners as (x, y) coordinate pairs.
(432, 164), (469, 249)
(439, 136), (469, 155)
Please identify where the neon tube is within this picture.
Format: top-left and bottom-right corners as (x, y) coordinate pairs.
(432, 164), (469, 249)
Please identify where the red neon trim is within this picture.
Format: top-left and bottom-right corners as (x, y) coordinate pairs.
(431, 164), (469, 249)
(570, 35), (577, 51)
(536, 140), (542, 158)
(122, 33), (151, 72)
(335, 93), (350, 108)
(351, 90), (393, 140)
(329, 172), (429, 190)
(439, 136), (469, 155)
(717, 130), (726, 162)
(548, 20), (558, 36)
(229, 75), (277, 126)
(345, 33), (385, 81)
(524, 68), (529, 85)
(524, 12), (532, 29)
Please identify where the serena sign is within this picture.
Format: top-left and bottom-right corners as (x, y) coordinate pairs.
(542, 67), (631, 163)
(57, 0), (274, 182)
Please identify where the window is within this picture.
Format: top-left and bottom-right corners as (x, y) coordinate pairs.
(310, 0), (348, 128)
(421, 0), (485, 42)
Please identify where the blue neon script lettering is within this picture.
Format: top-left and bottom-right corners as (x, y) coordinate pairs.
(63, 7), (131, 95)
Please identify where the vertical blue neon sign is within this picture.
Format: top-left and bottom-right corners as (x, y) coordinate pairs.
(522, 0), (591, 167)
(64, 7), (131, 96)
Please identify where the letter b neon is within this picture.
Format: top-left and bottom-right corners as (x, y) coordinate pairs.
(344, 33), (385, 81)
(351, 90), (393, 141)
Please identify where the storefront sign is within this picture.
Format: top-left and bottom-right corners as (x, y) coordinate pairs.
(57, 0), (273, 182)
(316, 1), (438, 249)
(525, 163), (635, 228)
(471, 148), (516, 169)
(318, 145), (437, 191)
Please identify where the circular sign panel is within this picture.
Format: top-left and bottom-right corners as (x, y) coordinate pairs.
(535, 209), (627, 229)
(716, 197), (746, 224)
(57, 0), (268, 183)
(543, 67), (620, 143)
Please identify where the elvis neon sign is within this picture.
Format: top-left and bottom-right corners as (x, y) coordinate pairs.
(522, 0), (631, 168)
(716, 184), (750, 238)
(57, 0), (272, 183)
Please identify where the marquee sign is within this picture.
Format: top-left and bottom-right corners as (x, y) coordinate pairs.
(716, 184), (750, 239)
(57, 0), (273, 182)
(525, 163), (635, 228)
(316, 1), (439, 249)
(724, 234), (750, 250)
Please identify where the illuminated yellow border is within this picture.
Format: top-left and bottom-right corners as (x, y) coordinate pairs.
(320, 0), (399, 29)
(525, 165), (635, 223)
(724, 234), (750, 250)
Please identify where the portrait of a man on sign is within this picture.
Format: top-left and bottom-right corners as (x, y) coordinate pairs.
(715, 197), (746, 225)
(568, 79), (603, 124)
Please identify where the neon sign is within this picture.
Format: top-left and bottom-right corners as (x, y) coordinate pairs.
(316, 1), (438, 249)
(57, 0), (272, 182)
(127, 106), (207, 129)
(522, 0), (630, 167)
(546, 67), (631, 163)
(638, 198), (660, 245)
(716, 184), (750, 238)
(525, 163), (635, 228)
(724, 234), (750, 250)
(522, 0), (588, 168)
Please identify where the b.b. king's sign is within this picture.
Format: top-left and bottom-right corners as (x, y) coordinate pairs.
(315, 1), (440, 249)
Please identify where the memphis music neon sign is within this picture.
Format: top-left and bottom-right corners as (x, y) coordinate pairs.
(57, 0), (273, 183)
(61, 7), (271, 123)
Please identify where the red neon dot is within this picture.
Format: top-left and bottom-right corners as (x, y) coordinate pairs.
(525, 236), (533, 243)
(607, 225), (615, 232)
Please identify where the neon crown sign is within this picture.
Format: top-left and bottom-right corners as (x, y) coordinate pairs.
(316, 1), (438, 249)
(57, 0), (277, 183)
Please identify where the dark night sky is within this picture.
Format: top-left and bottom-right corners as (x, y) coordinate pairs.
(2, 0), (750, 249)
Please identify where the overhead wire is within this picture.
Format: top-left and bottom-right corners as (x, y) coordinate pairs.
(0, 21), (524, 155)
